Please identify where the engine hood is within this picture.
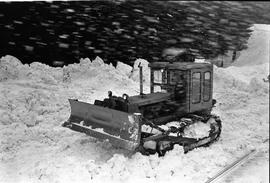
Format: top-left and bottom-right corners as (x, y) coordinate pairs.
(128, 92), (171, 106)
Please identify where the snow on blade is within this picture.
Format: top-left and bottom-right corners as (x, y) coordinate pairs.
(183, 122), (211, 139)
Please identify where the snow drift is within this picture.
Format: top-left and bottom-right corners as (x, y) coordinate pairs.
(233, 24), (270, 67)
(0, 25), (269, 183)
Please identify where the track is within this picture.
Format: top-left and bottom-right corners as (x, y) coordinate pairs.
(205, 149), (259, 183)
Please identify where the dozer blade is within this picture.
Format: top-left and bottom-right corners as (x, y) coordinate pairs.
(63, 99), (142, 151)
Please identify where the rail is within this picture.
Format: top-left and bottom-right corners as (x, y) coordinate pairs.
(205, 149), (257, 183)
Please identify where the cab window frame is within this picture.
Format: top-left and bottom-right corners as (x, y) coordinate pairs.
(203, 71), (211, 102)
(152, 69), (167, 85)
(192, 72), (201, 104)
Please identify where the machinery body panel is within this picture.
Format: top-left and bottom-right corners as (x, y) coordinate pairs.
(128, 92), (171, 107)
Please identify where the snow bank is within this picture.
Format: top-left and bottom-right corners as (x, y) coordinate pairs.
(233, 24), (270, 67)
(0, 55), (151, 126)
(213, 63), (269, 95)
(116, 61), (133, 77)
(0, 55), (28, 81)
(0, 55), (62, 85)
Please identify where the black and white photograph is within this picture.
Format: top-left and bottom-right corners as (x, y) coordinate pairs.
(0, 1), (269, 183)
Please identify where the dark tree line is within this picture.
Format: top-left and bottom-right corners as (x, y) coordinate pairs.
(0, 1), (269, 66)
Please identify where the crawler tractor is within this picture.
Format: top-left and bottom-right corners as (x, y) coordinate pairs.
(63, 61), (222, 156)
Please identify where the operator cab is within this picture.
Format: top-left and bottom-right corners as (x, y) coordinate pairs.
(149, 62), (213, 114)
(151, 68), (187, 106)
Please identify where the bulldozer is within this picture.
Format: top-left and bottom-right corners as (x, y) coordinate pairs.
(63, 61), (222, 156)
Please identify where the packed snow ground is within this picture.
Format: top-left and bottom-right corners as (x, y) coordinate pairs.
(0, 25), (269, 183)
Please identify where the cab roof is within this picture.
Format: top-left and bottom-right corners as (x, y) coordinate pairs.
(149, 62), (213, 70)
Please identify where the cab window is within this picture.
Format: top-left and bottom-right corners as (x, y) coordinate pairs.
(153, 69), (167, 84)
(153, 70), (162, 84)
(169, 71), (178, 84)
(203, 72), (211, 101)
(192, 72), (201, 103)
(169, 71), (184, 85)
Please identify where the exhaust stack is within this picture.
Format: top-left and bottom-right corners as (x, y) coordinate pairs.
(138, 62), (143, 97)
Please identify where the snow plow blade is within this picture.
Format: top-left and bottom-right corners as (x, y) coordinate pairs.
(63, 99), (142, 151)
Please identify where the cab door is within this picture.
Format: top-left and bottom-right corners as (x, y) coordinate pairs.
(189, 68), (212, 113)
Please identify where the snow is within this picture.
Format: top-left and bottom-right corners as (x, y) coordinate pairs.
(75, 124), (121, 139)
(142, 119), (212, 139)
(232, 24), (270, 67)
(183, 122), (211, 139)
(141, 124), (162, 135)
(218, 151), (269, 183)
(129, 58), (151, 85)
(0, 24), (269, 183)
